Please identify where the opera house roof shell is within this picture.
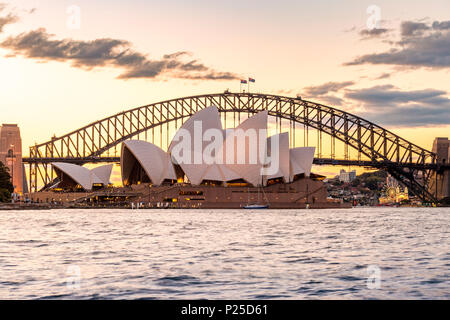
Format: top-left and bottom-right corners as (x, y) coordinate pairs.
(121, 140), (177, 186)
(51, 163), (113, 191)
(120, 106), (315, 187)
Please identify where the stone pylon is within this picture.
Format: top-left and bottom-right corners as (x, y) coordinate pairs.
(430, 137), (450, 200)
(0, 124), (25, 194)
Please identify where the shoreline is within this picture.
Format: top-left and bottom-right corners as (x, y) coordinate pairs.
(0, 203), (445, 211)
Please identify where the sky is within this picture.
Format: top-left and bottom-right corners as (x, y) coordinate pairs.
(0, 0), (449, 179)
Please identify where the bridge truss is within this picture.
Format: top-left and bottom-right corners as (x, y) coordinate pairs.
(24, 92), (441, 202)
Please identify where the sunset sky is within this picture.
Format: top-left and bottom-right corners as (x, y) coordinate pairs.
(1, 0), (449, 179)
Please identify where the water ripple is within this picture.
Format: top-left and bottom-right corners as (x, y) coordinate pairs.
(0, 207), (448, 299)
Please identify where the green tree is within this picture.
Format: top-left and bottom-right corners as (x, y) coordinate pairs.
(365, 177), (381, 190)
(351, 178), (361, 187)
(0, 161), (13, 202)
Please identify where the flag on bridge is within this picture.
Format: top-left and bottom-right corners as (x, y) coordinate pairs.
(249, 78), (255, 83)
(241, 79), (248, 84)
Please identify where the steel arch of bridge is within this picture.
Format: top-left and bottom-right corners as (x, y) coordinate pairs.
(25, 92), (438, 202)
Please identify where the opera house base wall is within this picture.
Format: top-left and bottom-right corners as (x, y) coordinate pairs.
(25, 178), (350, 209)
(28, 191), (91, 204)
(128, 178), (350, 209)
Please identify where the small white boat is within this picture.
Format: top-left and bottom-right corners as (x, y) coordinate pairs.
(243, 180), (270, 209)
(243, 204), (269, 209)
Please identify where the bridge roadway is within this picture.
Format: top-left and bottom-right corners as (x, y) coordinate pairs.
(22, 156), (449, 171)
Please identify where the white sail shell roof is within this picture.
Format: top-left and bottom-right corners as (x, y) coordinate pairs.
(121, 140), (176, 186)
(52, 162), (113, 191)
(52, 162), (92, 190)
(91, 164), (113, 185)
(220, 111), (268, 186)
(265, 132), (290, 182)
(168, 106), (223, 185)
(201, 162), (240, 182)
(289, 147), (315, 180)
(117, 107), (318, 188)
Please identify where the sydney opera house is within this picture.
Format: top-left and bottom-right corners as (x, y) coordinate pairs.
(35, 106), (347, 208)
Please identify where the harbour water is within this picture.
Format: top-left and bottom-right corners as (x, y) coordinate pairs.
(0, 207), (448, 299)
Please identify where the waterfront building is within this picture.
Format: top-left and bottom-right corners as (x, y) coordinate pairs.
(121, 107), (315, 188)
(34, 106), (349, 208)
(339, 169), (357, 183)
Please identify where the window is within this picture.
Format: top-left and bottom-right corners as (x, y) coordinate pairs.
(179, 190), (203, 196)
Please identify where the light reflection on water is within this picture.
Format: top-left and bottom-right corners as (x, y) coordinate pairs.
(0, 207), (448, 299)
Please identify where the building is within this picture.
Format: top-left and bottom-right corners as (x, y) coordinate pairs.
(0, 124), (26, 194)
(33, 106), (349, 208)
(121, 107), (316, 188)
(339, 169), (356, 183)
(386, 174), (399, 188)
(48, 163), (113, 192)
(379, 186), (409, 205)
(117, 107), (346, 208)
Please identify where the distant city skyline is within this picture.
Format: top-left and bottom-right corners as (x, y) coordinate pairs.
(1, 0), (449, 180)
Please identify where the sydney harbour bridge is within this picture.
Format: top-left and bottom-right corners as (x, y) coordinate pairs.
(22, 92), (449, 203)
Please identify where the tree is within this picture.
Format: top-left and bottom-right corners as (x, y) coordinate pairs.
(0, 161), (13, 202)
(351, 178), (361, 187)
(365, 177), (381, 190)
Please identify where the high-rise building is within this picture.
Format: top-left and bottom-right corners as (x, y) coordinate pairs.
(0, 124), (25, 194)
(339, 169), (356, 183)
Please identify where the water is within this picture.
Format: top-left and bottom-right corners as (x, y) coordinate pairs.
(0, 207), (448, 299)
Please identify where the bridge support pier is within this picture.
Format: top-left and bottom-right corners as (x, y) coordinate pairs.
(430, 137), (450, 201)
(0, 124), (26, 194)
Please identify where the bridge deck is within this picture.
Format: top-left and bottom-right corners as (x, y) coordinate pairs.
(22, 157), (448, 171)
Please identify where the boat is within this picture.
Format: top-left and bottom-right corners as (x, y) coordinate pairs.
(243, 179), (270, 209)
(243, 203), (269, 209)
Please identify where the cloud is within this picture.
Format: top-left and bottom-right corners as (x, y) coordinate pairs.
(432, 20), (450, 31)
(345, 20), (450, 69)
(177, 72), (240, 80)
(163, 51), (190, 60)
(315, 95), (345, 106)
(299, 81), (356, 106)
(359, 28), (390, 39)
(295, 82), (450, 126)
(275, 89), (294, 95)
(0, 3), (19, 33)
(400, 21), (430, 37)
(375, 73), (391, 80)
(303, 81), (355, 96)
(0, 28), (239, 81)
(345, 85), (446, 105)
(344, 85), (450, 126)
(361, 103), (450, 126)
